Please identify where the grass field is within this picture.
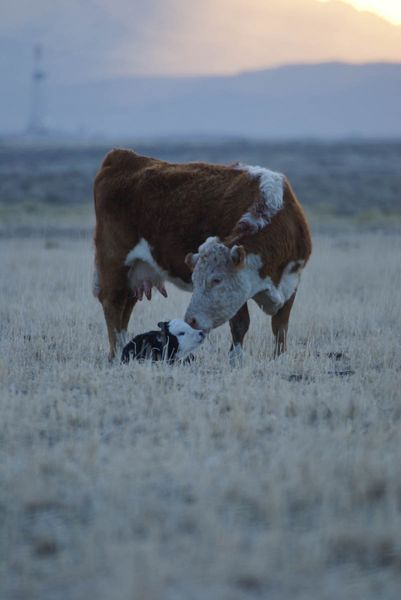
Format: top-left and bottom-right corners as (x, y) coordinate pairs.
(1, 231), (401, 599)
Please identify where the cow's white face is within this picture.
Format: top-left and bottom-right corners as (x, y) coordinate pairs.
(184, 237), (250, 332)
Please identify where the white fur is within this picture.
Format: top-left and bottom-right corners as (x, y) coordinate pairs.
(229, 343), (244, 366)
(125, 238), (157, 269)
(246, 255), (304, 315)
(185, 238), (302, 331)
(245, 254), (281, 301)
(278, 261), (305, 304)
(237, 164), (284, 231)
(167, 319), (204, 359)
(244, 165), (284, 215)
(125, 238), (192, 292)
(198, 236), (219, 254)
(116, 330), (129, 350)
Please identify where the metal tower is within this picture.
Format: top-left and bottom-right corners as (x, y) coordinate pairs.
(27, 44), (47, 135)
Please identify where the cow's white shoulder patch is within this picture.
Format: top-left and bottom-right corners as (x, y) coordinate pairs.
(278, 260), (305, 303)
(244, 165), (284, 215)
(247, 255), (304, 316)
(236, 164), (285, 233)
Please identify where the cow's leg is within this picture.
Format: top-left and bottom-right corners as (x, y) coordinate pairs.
(121, 296), (137, 332)
(271, 292), (296, 357)
(113, 295), (137, 353)
(98, 264), (132, 360)
(102, 292), (129, 360)
(229, 303), (250, 364)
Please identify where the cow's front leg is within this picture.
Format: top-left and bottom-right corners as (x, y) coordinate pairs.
(271, 292), (296, 357)
(228, 303), (250, 365)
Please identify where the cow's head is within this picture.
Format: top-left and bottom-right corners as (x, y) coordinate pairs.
(184, 237), (250, 332)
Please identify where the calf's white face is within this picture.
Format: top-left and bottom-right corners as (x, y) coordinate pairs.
(184, 237), (250, 332)
(167, 319), (205, 358)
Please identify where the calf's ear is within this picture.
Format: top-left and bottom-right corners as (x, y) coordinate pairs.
(158, 321), (169, 344)
(184, 252), (199, 271)
(230, 245), (246, 268)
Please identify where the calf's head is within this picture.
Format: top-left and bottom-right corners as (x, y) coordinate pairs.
(184, 237), (249, 332)
(159, 319), (205, 359)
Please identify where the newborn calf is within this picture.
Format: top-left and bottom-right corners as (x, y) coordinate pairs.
(121, 319), (205, 364)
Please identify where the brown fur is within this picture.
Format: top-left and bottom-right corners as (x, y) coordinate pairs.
(226, 179), (312, 284)
(94, 148), (312, 358)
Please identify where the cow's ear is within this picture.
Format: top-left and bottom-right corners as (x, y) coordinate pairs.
(158, 321), (169, 344)
(230, 245), (246, 268)
(185, 252), (199, 271)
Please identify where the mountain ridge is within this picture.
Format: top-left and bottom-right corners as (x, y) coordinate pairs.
(49, 62), (401, 139)
(2, 61), (401, 139)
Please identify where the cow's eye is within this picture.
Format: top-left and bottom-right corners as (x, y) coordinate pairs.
(211, 278), (222, 286)
(178, 332), (185, 336)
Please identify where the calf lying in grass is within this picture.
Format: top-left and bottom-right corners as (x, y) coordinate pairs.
(121, 319), (205, 364)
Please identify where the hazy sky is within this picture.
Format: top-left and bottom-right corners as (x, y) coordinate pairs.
(330, 0), (401, 24)
(1, 0), (401, 86)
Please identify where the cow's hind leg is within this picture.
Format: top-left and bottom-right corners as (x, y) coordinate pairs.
(102, 292), (129, 360)
(121, 296), (137, 332)
(97, 265), (134, 360)
(271, 292), (296, 357)
(115, 295), (138, 354)
(229, 303), (250, 364)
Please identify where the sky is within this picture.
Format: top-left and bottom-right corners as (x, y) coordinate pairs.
(327, 0), (401, 24)
(1, 0), (401, 89)
(1, 0), (400, 134)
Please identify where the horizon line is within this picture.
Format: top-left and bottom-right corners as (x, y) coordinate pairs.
(91, 59), (401, 82)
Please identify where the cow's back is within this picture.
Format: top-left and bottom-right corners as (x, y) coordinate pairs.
(94, 148), (311, 283)
(94, 149), (261, 270)
(94, 149), (156, 212)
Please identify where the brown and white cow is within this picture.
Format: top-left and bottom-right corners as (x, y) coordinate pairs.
(93, 148), (312, 360)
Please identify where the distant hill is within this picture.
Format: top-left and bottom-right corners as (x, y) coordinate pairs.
(44, 62), (401, 139)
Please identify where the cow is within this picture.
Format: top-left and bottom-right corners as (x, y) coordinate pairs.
(93, 148), (312, 360)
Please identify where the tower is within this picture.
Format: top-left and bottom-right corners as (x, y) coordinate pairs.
(27, 44), (47, 135)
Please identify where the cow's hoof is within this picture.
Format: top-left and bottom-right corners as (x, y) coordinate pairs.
(229, 344), (244, 367)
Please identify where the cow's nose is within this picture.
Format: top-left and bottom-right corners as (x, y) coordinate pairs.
(199, 331), (205, 340)
(188, 317), (199, 329)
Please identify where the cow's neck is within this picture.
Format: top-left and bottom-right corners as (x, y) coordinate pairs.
(238, 252), (275, 299)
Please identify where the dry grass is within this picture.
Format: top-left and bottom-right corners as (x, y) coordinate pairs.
(1, 232), (401, 600)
